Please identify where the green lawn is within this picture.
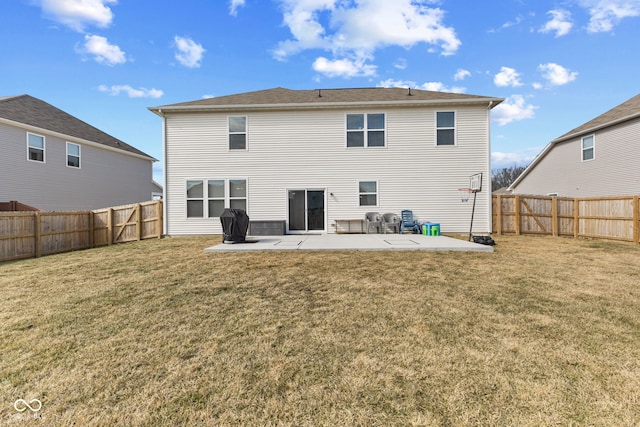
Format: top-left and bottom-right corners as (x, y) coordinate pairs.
(1, 235), (639, 426)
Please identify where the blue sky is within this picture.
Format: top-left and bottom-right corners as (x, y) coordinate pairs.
(2, 0), (639, 183)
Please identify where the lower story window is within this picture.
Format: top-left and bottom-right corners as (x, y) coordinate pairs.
(359, 181), (378, 206)
(187, 179), (247, 218)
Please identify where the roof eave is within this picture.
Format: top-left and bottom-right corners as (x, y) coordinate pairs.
(150, 97), (504, 114)
(551, 112), (640, 144)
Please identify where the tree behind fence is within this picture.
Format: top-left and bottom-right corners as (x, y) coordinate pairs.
(0, 200), (163, 262)
(493, 194), (640, 244)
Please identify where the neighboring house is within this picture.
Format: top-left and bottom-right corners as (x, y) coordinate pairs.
(510, 93), (640, 197)
(0, 94), (159, 211)
(149, 87), (503, 236)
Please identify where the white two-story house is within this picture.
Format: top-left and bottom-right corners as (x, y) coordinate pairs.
(150, 87), (502, 236)
(510, 93), (640, 197)
(0, 94), (160, 211)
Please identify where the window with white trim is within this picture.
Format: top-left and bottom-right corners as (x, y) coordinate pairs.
(359, 181), (378, 206)
(67, 142), (80, 168)
(186, 180), (205, 218)
(229, 116), (247, 150)
(27, 133), (45, 162)
(582, 135), (594, 161)
(347, 113), (385, 147)
(187, 179), (247, 218)
(436, 111), (455, 145)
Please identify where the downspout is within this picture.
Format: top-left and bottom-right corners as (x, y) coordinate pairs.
(158, 108), (168, 236)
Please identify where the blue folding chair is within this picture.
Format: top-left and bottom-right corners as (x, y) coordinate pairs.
(400, 209), (421, 233)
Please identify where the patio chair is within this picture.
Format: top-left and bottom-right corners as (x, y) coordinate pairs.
(400, 209), (421, 234)
(364, 212), (383, 234)
(382, 213), (401, 234)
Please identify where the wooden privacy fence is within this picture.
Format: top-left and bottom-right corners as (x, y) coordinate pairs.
(493, 194), (640, 244)
(0, 200), (163, 262)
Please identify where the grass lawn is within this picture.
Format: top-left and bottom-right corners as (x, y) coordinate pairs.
(1, 235), (640, 426)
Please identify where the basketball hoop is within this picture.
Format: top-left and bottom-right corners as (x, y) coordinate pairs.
(458, 188), (473, 203)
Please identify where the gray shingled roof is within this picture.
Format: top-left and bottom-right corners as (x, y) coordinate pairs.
(150, 87), (502, 111)
(553, 93), (640, 142)
(0, 94), (153, 159)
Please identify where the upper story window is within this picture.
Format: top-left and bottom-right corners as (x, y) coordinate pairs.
(359, 181), (378, 206)
(27, 133), (45, 162)
(582, 135), (594, 161)
(67, 142), (81, 168)
(436, 111), (455, 146)
(229, 116), (247, 150)
(347, 113), (385, 147)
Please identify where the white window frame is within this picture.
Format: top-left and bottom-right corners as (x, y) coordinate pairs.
(358, 180), (378, 207)
(228, 116), (248, 150)
(346, 113), (386, 148)
(186, 180), (205, 218)
(436, 111), (456, 146)
(581, 134), (594, 161)
(186, 178), (248, 219)
(27, 132), (45, 163)
(66, 142), (81, 169)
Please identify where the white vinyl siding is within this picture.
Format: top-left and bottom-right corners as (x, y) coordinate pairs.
(512, 119), (640, 197)
(163, 105), (491, 235)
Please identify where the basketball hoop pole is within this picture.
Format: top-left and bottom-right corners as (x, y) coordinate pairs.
(468, 189), (478, 242)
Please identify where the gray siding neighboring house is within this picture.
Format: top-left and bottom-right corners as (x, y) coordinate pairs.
(0, 95), (159, 211)
(510, 93), (640, 197)
(150, 87), (502, 236)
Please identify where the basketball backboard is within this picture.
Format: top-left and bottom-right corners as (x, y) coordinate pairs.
(469, 173), (482, 192)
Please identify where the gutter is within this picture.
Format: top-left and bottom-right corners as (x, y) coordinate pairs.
(149, 97), (505, 115)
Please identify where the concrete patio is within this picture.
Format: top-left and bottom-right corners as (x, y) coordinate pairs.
(205, 234), (494, 253)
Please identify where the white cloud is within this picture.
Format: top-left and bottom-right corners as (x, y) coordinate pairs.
(174, 36), (206, 68)
(491, 95), (537, 126)
(313, 56), (376, 77)
(494, 66), (523, 87)
(98, 84), (163, 98)
(77, 34), (126, 65)
(540, 9), (573, 37)
(453, 68), (471, 81)
(229, 0), (245, 16)
(538, 63), (578, 86)
(579, 0), (640, 32)
(39, 0), (116, 32)
(394, 58), (408, 70)
(377, 79), (466, 94)
(273, 0), (461, 69)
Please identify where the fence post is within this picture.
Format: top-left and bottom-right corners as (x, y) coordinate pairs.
(89, 211), (95, 248)
(573, 198), (579, 239)
(514, 195), (521, 235)
(34, 212), (41, 258)
(634, 196), (639, 245)
(495, 195), (502, 235)
(551, 197), (558, 237)
(108, 208), (114, 245)
(136, 203), (142, 241)
(157, 200), (163, 239)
